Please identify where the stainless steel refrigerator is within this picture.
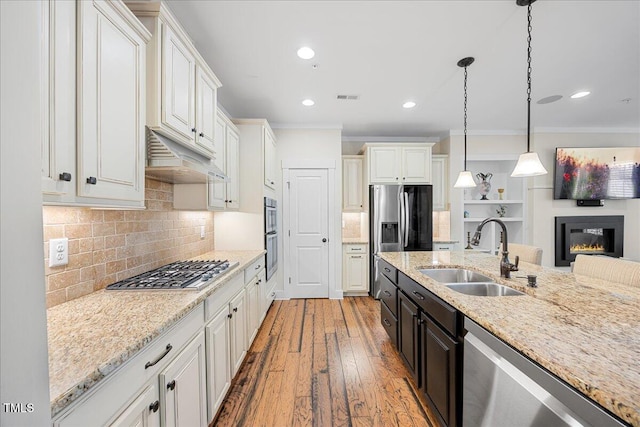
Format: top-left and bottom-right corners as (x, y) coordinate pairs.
(369, 184), (433, 298)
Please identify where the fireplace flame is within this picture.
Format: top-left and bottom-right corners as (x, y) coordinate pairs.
(570, 243), (605, 253)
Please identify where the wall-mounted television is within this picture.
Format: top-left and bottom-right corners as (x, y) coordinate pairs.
(553, 147), (640, 200)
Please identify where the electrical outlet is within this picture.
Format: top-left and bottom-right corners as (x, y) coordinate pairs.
(49, 238), (69, 267)
(200, 225), (205, 239)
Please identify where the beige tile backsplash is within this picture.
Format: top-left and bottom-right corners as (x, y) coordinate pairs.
(432, 211), (451, 241)
(43, 179), (214, 308)
(342, 212), (363, 238)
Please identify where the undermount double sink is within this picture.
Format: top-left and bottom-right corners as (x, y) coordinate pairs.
(418, 268), (524, 297)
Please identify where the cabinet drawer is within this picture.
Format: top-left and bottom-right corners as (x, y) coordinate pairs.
(380, 301), (397, 348)
(379, 274), (398, 317)
(398, 272), (460, 338)
(345, 244), (367, 254)
(433, 243), (456, 251)
(378, 258), (397, 283)
(243, 256), (265, 284)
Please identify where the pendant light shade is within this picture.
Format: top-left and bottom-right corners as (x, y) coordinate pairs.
(454, 56), (477, 189)
(511, 0), (548, 178)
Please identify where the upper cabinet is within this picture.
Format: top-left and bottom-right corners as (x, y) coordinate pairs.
(42, 0), (151, 208)
(342, 155), (364, 211)
(127, 1), (222, 158)
(263, 127), (277, 189)
(365, 143), (434, 184)
(173, 110), (240, 211)
(432, 155), (449, 211)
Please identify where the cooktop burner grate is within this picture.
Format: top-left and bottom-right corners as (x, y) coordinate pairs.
(106, 260), (238, 291)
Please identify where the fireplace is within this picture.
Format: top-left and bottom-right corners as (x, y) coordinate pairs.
(554, 216), (624, 266)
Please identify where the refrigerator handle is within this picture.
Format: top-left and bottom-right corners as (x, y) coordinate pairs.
(403, 192), (409, 247)
(398, 187), (405, 248)
(373, 187), (381, 253)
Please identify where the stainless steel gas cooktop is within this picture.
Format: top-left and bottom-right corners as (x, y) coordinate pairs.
(105, 259), (239, 291)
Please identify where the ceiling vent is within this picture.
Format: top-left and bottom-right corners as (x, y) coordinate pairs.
(337, 94), (359, 100)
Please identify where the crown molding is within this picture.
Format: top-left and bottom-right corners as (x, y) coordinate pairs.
(270, 123), (343, 130)
(342, 136), (440, 143)
(533, 127), (640, 134)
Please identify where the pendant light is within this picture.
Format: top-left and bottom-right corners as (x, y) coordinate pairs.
(511, 0), (548, 177)
(453, 57), (477, 188)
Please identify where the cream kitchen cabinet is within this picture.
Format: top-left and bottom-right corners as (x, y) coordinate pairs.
(343, 155), (364, 211)
(366, 143), (434, 184)
(342, 244), (368, 294)
(263, 126), (277, 190)
(246, 268), (266, 346)
(204, 306), (231, 421)
(127, 2), (221, 158)
(229, 288), (247, 376)
(43, 0), (150, 208)
(173, 110), (240, 211)
(107, 382), (160, 427)
(432, 154), (449, 211)
(159, 331), (207, 427)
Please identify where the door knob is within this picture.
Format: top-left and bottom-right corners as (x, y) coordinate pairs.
(322, 238), (327, 242)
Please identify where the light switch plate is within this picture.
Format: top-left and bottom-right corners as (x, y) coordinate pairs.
(49, 237), (69, 267)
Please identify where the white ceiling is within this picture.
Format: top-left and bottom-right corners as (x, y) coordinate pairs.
(165, 0), (640, 138)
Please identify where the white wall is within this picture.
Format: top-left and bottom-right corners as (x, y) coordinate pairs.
(1, 1), (51, 424)
(273, 128), (343, 296)
(531, 132), (640, 265)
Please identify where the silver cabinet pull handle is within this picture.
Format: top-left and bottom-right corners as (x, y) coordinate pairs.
(383, 318), (391, 327)
(145, 344), (172, 369)
(412, 291), (425, 300)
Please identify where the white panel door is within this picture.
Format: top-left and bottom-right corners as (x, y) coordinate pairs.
(288, 169), (329, 298)
(77, 0), (145, 202)
(195, 67), (216, 154)
(204, 307), (231, 420)
(369, 146), (401, 183)
(162, 25), (195, 142)
(160, 331), (207, 427)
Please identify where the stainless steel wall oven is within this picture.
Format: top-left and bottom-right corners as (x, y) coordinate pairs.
(264, 197), (278, 281)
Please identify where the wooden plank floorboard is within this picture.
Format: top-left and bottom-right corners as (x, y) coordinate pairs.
(213, 297), (436, 427)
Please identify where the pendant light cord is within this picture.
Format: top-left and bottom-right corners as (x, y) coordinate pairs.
(463, 65), (468, 170)
(526, 2), (532, 153)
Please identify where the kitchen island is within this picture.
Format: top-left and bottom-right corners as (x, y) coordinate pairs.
(379, 250), (639, 427)
(47, 249), (265, 419)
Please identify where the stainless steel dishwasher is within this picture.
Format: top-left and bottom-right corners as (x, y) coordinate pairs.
(463, 318), (626, 427)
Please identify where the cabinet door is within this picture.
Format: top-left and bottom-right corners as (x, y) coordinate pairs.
(402, 146), (432, 183)
(108, 382), (160, 427)
(263, 128), (276, 189)
(245, 277), (260, 346)
(343, 253), (368, 292)
(422, 316), (460, 427)
(160, 331), (207, 427)
(343, 157), (363, 211)
(162, 24), (195, 142)
(432, 155), (448, 211)
(195, 67), (216, 154)
(207, 115), (226, 209)
(41, 0), (75, 198)
(398, 291), (420, 383)
(369, 146), (401, 183)
(229, 289), (247, 376)
(77, 0), (146, 203)
(225, 126), (240, 209)
(205, 307), (231, 420)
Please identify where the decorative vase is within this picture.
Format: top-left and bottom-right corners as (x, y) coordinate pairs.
(476, 172), (493, 200)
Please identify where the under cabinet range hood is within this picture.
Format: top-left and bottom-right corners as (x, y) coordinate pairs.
(145, 128), (228, 184)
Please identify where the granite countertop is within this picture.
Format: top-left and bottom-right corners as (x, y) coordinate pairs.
(47, 250), (265, 417)
(379, 251), (640, 427)
(342, 237), (368, 244)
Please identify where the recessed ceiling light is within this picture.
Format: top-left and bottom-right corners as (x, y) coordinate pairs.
(302, 99), (315, 106)
(571, 91), (591, 99)
(403, 101), (416, 109)
(297, 47), (315, 59)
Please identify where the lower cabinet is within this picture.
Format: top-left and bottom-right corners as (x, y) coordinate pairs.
(229, 289), (247, 376)
(422, 315), (460, 427)
(380, 269), (463, 427)
(159, 331), (207, 427)
(398, 291), (420, 384)
(343, 244), (369, 294)
(205, 307), (231, 421)
(108, 382), (160, 427)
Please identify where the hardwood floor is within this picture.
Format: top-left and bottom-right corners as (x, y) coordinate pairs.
(213, 297), (439, 427)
